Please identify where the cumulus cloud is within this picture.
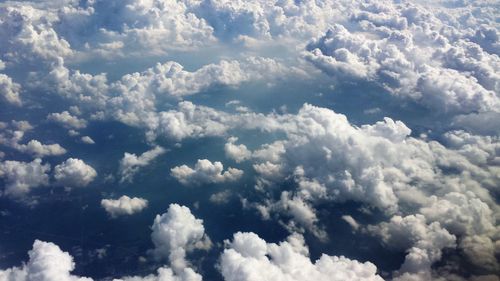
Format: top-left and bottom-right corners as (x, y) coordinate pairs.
(304, 2), (500, 117)
(0, 122), (66, 157)
(0, 1), (499, 280)
(367, 214), (456, 277)
(0, 4), (73, 65)
(89, 0), (215, 55)
(101, 195), (148, 218)
(0, 74), (22, 106)
(150, 204), (211, 271)
(219, 231), (383, 281)
(224, 137), (251, 163)
(186, 102), (498, 275)
(0, 239), (200, 281)
(0, 240), (92, 281)
(54, 158), (97, 187)
(47, 111), (87, 129)
(170, 159), (243, 186)
(112, 57), (286, 99)
(0, 158), (50, 197)
(119, 146), (166, 183)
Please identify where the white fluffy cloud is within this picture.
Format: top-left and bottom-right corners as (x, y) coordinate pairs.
(304, 2), (500, 117)
(0, 4), (73, 65)
(170, 159), (243, 186)
(54, 158), (97, 187)
(119, 146), (166, 183)
(47, 111), (87, 129)
(101, 195), (148, 218)
(0, 1), (499, 280)
(0, 158), (50, 197)
(0, 240), (92, 281)
(0, 73), (22, 106)
(190, 102), (498, 276)
(150, 204), (211, 272)
(89, 0), (216, 55)
(220, 231), (383, 281)
(224, 137), (251, 163)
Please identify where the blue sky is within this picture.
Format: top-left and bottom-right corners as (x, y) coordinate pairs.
(0, 0), (499, 280)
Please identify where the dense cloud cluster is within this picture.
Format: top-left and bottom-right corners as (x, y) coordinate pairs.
(0, 0), (499, 280)
(304, 1), (500, 120)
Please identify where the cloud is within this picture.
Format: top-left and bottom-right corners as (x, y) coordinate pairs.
(341, 215), (360, 231)
(170, 159), (243, 186)
(47, 111), (87, 129)
(219, 231), (384, 281)
(113, 266), (202, 281)
(224, 137), (251, 163)
(303, 1), (500, 117)
(191, 0), (349, 42)
(0, 158), (50, 197)
(88, 0), (216, 55)
(0, 74), (22, 106)
(0, 240), (92, 281)
(0, 239), (201, 281)
(101, 195), (148, 218)
(367, 214), (456, 277)
(80, 136), (95, 144)
(150, 204), (211, 272)
(54, 158), (97, 187)
(113, 57), (286, 99)
(0, 122), (67, 157)
(209, 190), (232, 205)
(0, 5), (73, 66)
(201, 102), (498, 274)
(119, 146), (166, 183)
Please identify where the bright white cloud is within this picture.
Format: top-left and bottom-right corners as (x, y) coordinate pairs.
(150, 204), (211, 271)
(219, 231), (384, 281)
(304, 2), (500, 117)
(170, 159), (243, 186)
(0, 240), (92, 281)
(54, 158), (97, 187)
(224, 137), (251, 163)
(101, 195), (148, 218)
